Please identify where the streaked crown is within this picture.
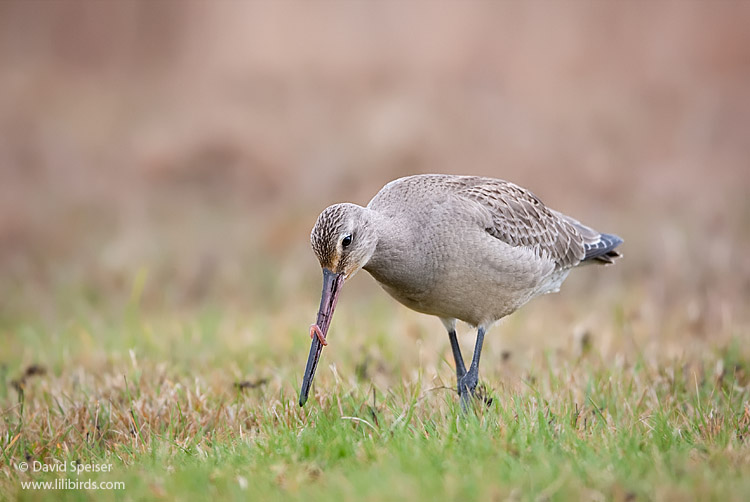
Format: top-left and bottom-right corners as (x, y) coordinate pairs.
(310, 203), (378, 277)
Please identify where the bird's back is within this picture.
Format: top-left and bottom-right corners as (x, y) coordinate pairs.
(365, 174), (622, 326)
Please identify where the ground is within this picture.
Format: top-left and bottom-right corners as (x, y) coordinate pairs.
(2, 274), (749, 501)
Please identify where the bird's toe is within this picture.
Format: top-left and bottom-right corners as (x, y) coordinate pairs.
(457, 372), (478, 397)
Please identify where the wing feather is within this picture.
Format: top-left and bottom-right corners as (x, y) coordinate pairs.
(458, 180), (586, 268)
(369, 174), (621, 268)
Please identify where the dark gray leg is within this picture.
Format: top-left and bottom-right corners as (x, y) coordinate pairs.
(458, 326), (486, 406)
(448, 329), (467, 381)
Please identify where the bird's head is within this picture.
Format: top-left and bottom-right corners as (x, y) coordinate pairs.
(300, 203), (378, 406)
(310, 202), (378, 280)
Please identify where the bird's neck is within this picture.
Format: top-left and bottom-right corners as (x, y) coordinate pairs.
(363, 212), (430, 296)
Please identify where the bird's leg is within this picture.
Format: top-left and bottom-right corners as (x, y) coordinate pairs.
(447, 328), (467, 382)
(458, 326), (486, 406)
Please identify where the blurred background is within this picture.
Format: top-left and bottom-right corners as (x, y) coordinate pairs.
(1, 1), (749, 362)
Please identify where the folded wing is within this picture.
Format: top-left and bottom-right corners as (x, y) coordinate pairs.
(458, 179), (621, 268)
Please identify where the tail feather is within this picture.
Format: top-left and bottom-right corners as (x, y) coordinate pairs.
(582, 233), (623, 265)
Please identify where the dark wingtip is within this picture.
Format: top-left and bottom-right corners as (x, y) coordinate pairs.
(583, 233), (623, 262)
(603, 233), (624, 248)
(581, 233), (623, 264)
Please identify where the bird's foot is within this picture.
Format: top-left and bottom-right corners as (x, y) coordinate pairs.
(310, 324), (327, 346)
(457, 373), (494, 409)
(473, 383), (493, 408)
(457, 371), (478, 409)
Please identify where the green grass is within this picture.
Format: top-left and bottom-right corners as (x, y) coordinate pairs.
(1, 290), (749, 501)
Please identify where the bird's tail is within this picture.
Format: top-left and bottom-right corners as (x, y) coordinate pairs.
(582, 233), (623, 265)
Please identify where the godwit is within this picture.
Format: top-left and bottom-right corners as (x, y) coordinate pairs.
(299, 174), (622, 407)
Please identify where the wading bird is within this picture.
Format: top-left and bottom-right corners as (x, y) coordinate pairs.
(299, 174), (622, 407)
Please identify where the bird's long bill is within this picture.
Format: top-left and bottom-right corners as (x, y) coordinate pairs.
(299, 268), (344, 407)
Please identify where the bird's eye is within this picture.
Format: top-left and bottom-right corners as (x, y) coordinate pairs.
(342, 234), (352, 248)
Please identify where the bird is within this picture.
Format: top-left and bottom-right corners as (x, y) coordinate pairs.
(299, 174), (622, 407)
